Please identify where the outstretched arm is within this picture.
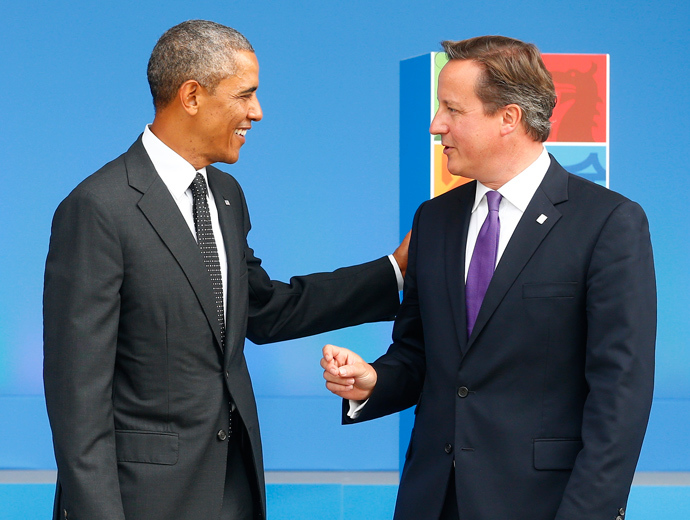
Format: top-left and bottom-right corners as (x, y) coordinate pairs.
(219, 179), (401, 344)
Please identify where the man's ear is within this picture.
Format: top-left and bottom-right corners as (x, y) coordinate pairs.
(500, 104), (522, 136)
(178, 80), (202, 115)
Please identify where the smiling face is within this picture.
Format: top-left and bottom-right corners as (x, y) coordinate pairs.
(429, 59), (505, 183)
(193, 50), (263, 166)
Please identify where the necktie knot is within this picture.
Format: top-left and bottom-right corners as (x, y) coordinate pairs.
(486, 190), (502, 212)
(190, 172), (209, 200)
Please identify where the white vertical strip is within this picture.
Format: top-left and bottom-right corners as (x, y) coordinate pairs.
(606, 54), (611, 188)
(430, 53), (436, 200)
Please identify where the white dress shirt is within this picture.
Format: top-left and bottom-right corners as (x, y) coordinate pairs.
(348, 147), (551, 418)
(465, 147), (551, 278)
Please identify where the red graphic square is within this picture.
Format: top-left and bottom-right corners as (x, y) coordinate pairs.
(543, 54), (608, 143)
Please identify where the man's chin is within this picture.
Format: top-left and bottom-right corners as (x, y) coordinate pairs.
(214, 153), (240, 166)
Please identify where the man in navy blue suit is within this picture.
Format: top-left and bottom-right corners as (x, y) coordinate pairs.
(322, 35), (655, 520)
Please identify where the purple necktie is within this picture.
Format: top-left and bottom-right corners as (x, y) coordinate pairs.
(466, 190), (502, 337)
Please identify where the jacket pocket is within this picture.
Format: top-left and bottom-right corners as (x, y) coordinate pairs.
(522, 282), (578, 299)
(533, 438), (582, 470)
(115, 430), (179, 465)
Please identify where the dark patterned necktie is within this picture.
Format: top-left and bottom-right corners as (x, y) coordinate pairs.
(466, 190), (502, 337)
(190, 172), (225, 347)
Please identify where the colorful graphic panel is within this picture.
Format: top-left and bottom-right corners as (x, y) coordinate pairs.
(429, 52), (610, 196)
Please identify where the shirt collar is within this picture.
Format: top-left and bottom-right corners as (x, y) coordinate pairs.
(472, 147), (551, 213)
(141, 125), (208, 196)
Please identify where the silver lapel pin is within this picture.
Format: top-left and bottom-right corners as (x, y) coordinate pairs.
(536, 214), (548, 224)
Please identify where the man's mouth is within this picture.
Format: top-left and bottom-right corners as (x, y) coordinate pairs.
(234, 129), (247, 137)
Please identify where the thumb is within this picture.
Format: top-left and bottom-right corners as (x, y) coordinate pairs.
(338, 362), (371, 380)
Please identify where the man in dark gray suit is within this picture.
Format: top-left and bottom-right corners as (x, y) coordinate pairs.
(43, 20), (406, 520)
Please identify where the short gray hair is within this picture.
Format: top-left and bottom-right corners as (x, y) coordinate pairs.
(147, 20), (254, 110)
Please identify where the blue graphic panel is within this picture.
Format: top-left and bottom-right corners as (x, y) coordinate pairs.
(545, 145), (608, 187)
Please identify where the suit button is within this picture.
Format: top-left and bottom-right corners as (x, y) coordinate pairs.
(217, 429), (228, 441)
(616, 517), (623, 520)
(225, 371), (229, 379)
(619, 508), (625, 516)
(457, 386), (469, 398)
(444, 443), (453, 454)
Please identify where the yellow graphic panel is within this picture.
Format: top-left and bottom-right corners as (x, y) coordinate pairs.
(433, 144), (472, 197)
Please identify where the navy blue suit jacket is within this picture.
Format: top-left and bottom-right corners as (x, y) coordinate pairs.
(346, 157), (656, 520)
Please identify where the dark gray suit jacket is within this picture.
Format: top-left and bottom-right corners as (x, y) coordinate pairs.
(43, 137), (400, 520)
(346, 157), (656, 520)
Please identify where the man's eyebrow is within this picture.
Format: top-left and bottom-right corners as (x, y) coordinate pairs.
(238, 86), (258, 95)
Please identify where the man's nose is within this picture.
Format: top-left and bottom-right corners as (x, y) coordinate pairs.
(249, 97), (263, 121)
(429, 111), (445, 135)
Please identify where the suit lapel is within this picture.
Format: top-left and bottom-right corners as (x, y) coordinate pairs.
(124, 138), (225, 352)
(466, 157), (569, 351)
(444, 183), (475, 355)
(207, 168), (244, 361)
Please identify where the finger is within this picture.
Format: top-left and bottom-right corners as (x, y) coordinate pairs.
(322, 344), (336, 362)
(324, 344), (353, 368)
(331, 347), (353, 366)
(320, 355), (340, 376)
(325, 381), (354, 396)
(338, 362), (369, 379)
(322, 370), (355, 385)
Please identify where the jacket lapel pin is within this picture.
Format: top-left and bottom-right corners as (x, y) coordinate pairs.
(224, 199), (230, 206)
(536, 214), (548, 224)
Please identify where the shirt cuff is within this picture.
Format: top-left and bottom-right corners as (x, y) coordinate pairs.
(388, 255), (404, 291)
(347, 398), (369, 419)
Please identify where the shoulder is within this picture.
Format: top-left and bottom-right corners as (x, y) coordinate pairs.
(57, 153), (128, 213)
(207, 165), (245, 201)
(565, 173), (647, 222)
(416, 181), (475, 216)
(55, 139), (149, 220)
(543, 156), (647, 223)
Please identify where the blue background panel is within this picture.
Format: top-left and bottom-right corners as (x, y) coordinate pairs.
(0, 397), (54, 470)
(0, 0), (689, 516)
(0, 483), (687, 520)
(400, 54), (434, 236)
(0, 485), (55, 520)
(627, 487), (690, 520)
(258, 397), (398, 471)
(637, 399), (690, 472)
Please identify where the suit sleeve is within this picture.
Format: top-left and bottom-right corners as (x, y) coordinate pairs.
(344, 202), (428, 423)
(234, 184), (401, 345)
(43, 188), (126, 520)
(556, 200), (656, 520)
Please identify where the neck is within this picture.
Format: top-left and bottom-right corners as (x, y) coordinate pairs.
(481, 140), (544, 190)
(150, 112), (207, 170)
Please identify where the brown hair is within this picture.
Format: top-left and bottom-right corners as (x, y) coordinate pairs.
(441, 36), (556, 142)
